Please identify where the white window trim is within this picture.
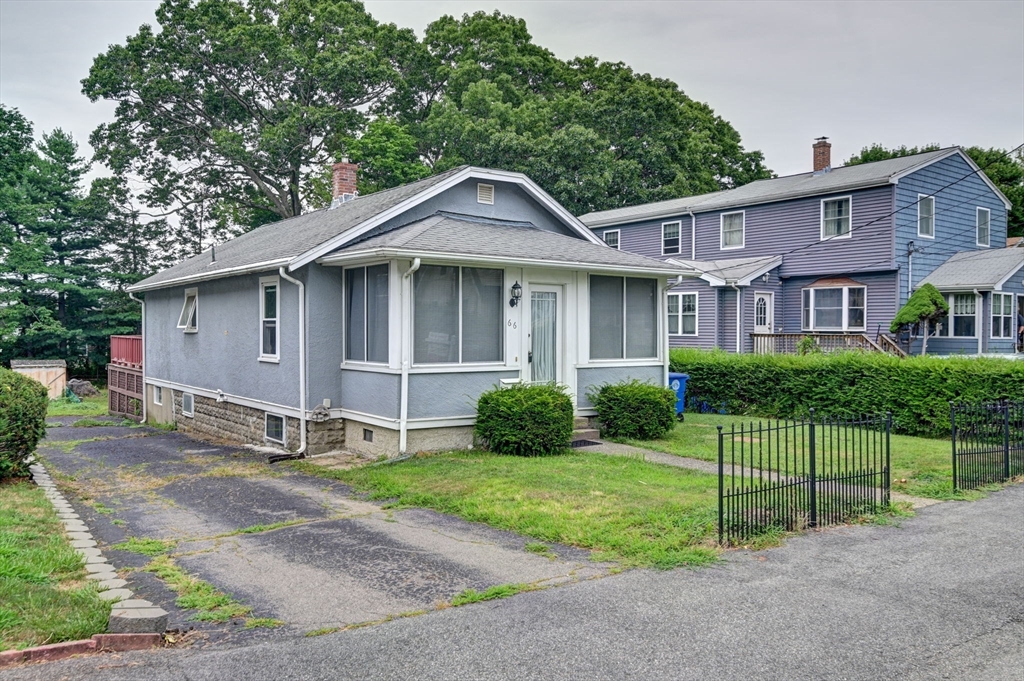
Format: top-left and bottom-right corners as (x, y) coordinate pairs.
(662, 221), (682, 255)
(938, 293), (979, 339)
(800, 285), (867, 332)
(177, 287), (198, 333)
(259, 275), (280, 363)
(588, 275), (661, 361)
(991, 292), (1014, 340)
(917, 194), (935, 239)
(719, 211), (745, 250)
(668, 292), (698, 337)
(976, 207), (991, 248)
(603, 229), (620, 250)
(820, 196), (853, 241)
(181, 392), (194, 418)
(411, 265), (504, 367)
(265, 412), (286, 445)
(152, 385), (162, 406)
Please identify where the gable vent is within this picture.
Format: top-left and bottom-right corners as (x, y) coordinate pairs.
(477, 183), (495, 205)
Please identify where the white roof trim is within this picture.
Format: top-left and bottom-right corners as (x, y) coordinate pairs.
(994, 259), (1024, 291)
(317, 248), (694, 277)
(127, 258), (292, 293)
(288, 167), (605, 272)
(889, 148), (1012, 209)
(666, 256), (781, 287)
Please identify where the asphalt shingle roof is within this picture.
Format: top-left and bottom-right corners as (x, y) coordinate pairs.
(919, 248), (1024, 290)
(579, 148), (959, 227)
(333, 212), (686, 273)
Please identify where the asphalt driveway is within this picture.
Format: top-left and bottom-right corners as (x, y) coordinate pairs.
(34, 418), (608, 639)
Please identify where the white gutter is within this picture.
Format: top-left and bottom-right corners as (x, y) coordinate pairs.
(128, 258), (292, 293)
(278, 267), (307, 458)
(731, 283), (743, 354)
(399, 258), (421, 453)
(128, 292), (146, 423)
(688, 211), (696, 260)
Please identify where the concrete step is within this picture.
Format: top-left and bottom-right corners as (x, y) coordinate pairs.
(573, 417), (593, 429)
(572, 428), (600, 442)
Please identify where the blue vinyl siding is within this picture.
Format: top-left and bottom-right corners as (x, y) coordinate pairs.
(894, 152), (1008, 307)
(781, 272), (899, 337)
(668, 279), (717, 350)
(609, 216), (694, 261)
(718, 289), (738, 352)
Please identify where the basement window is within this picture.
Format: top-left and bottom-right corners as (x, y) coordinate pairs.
(153, 386), (163, 406)
(265, 413), (286, 444)
(177, 288), (198, 333)
(181, 393), (194, 417)
(363, 428), (374, 443)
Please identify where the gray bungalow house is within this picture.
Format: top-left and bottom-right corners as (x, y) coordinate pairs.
(129, 165), (690, 456)
(580, 142), (1017, 356)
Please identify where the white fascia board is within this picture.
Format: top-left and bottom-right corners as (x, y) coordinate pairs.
(889, 148), (1012, 209)
(993, 260), (1024, 290)
(127, 258), (292, 293)
(288, 168), (606, 272)
(665, 258), (726, 286)
(318, 248), (693, 277)
(736, 257), (784, 286)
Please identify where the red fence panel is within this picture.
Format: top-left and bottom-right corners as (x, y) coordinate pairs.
(110, 335), (142, 368)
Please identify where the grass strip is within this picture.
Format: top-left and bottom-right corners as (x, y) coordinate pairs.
(111, 537), (176, 556)
(142, 555), (251, 622)
(47, 391), (109, 418)
(450, 583), (533, 606)
(0, 479), (110, 651)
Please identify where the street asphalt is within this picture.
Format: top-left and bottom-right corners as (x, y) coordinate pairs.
(4, 454), (1021, 680)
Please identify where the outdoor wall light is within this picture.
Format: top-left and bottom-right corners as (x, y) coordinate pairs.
(509, 281), (523, 307)
(761, 272), (770, 283)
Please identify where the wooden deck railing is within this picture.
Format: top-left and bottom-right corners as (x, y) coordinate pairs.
(751, 333), (900, 356)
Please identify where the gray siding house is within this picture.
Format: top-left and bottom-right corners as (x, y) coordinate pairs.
(130, 165), (690, 456)
(580, 141), (1017, 356)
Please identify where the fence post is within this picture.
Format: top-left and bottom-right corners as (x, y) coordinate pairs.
(1004, 402), (1011, 482)
(884, 412), (892, 507)
(808, 408), (817, 528)
(950, 402), (958, 491)
(717, 425), (724, 545)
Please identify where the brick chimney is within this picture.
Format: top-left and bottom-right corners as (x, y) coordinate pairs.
(331, 158), (359, 204)
(813, 137), (832, 172)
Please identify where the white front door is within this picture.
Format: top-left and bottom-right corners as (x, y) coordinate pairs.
(529, 285), (561, 383)
(754, 292), (774, 334)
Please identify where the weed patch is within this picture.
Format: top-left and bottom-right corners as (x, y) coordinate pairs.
(244, 618), (285, 629)
(451, 583), (533, 606)
(524, 542), (556, 559)
(111, 537), (176, 556)
(47, 391), (108, 418)
(143, 555), (250, 621)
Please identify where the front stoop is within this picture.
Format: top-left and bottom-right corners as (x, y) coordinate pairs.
(571, 428), (601, 443)
(26, 459), (169, 635)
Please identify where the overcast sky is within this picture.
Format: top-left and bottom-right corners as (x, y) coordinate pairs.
(1, 0), (1021, 182)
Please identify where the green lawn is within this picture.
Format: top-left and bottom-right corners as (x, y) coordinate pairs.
(47, 389), (108, 418)
(619, 413), (962, 500)
(292, 451), (722, 569)
(0, 479), (110, 651)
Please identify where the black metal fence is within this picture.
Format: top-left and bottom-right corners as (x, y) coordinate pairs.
(718, 410), (891, 545)
(951, 401), (1024, 490)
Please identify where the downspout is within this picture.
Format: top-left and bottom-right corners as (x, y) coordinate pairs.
(731, 283), (743, 354)
(663, 275), (683, 384)
(688, 211), (697, 260)
(271, 267), (306, 462)
(128, 292), (146, 424)
(399, 258), (421, 454)
(974, 288), (982, 355)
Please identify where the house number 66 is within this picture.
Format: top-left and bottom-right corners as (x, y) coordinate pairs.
(507, 320), (517, 329)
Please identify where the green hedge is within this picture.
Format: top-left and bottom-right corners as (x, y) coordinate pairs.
(670, 348), (1024, 438)
(588, 380), (677, 440)
(1, 367), (49, 480)
(475, 383), (574, 456)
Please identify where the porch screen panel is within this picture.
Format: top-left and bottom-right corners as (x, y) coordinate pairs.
(625, 278), (658, 358)
(414, 265), (459, 363)
(590, 275), (624, 359)
(366, 264), (389, 363)
(345, 268), (366, 361)
(462, 267), (503, 362)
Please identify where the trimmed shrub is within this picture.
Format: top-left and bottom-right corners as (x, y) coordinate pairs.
(588, 380), (677, 440)
(1, 367), (49, 480)
(475, 383), (574, 456)
(670, 348), (1024, 438)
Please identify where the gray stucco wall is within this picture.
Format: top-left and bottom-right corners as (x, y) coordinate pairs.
(144, 271), (300, 408)
(576, 365), (665, 408)
(407, 371), (520, 419)
(340, 370), (400, 419)
(304, 263), (344, 408)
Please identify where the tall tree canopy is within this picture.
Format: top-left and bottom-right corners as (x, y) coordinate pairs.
(845, 143), (1024, 238)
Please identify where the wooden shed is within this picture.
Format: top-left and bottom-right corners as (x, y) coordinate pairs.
(11, 359), (67, 399)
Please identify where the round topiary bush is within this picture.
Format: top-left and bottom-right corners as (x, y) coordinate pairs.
(0, 366), (49, 480)
(475, 382), (574, 456)
(588, 380), (677, 440)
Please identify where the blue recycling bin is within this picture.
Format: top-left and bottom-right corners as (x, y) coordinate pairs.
(668, 372), (689, 420)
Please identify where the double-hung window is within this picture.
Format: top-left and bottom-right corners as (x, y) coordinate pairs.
(662, 222), (681, 255)
(603, 230), (620, 250)
(590, 275), (658, 359)
(976, 208), (990, 247)
(821, 197), (852, 239)
(346, 264), (389, 363)
(937, 293), (977, 338)
(917, 195), (935, 238)
(720, 212), (744, 249)
(992, 293), (1013, 338)
(667, 292), (697, 336)
(413, 265), (503, 364)
(177, 288), (198, 333)
(259, 277), (279, 361)
(801, 285), (866, 331)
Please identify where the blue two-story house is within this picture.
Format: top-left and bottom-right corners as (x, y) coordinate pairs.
(580, 141), (1020, 356)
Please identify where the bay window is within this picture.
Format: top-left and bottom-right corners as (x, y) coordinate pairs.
(801, 285), (867, 331)
(590, 275), (658, 359)
(413, 265), (503, 364)
(345, 264), (389, 363)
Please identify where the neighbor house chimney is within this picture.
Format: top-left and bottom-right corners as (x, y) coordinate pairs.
(331, 158), (359, 205)
(813, 137), (831, 172)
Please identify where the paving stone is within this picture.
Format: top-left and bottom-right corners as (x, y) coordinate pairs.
(71, 539), (97, 549)
(84, 555), (109, 564)
(67, 532), (93, 541)
(62, 522), (87, 531)
(99, 589), (134, 602)
(75, 547), (102, 558)
(84, 563), (117, 574)
(87, 571), (120, 581)
(95, 578), (128, 591)
(112, 599), (155, 609)
(107, 608), (168, 634)
(58, 513), (80, 520)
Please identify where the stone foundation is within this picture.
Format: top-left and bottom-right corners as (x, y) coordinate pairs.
(345, 420), (474, 458)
